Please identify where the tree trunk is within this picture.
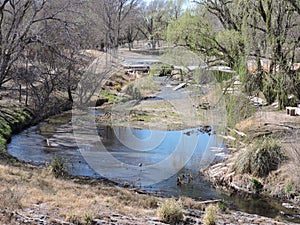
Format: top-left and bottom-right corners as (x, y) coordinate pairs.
(151, 39), (156, 49)
(68, 86), (73, 103)
(19, 84), (22, 103)
(25, 84), (28, 107)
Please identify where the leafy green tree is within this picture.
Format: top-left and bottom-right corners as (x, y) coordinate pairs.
(167, 0), (300, 109)
(137, 0), (172, 49)
(243, 0), (300, 108)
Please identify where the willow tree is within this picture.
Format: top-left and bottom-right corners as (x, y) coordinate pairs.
(241, 0), (300, 108)
(168, 0), (300, 108)
(167, 1), (248, 68)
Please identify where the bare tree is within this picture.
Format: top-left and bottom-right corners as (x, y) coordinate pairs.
(89, 0), (140, 49)
(0, 0), (77, 88)
(0, 0), (88, 116)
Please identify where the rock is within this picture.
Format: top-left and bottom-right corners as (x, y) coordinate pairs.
(95, 98), (109, 107)
(282, 203), (299, 209)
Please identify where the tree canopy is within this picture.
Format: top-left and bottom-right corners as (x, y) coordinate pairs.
(0, 0), (299, 112)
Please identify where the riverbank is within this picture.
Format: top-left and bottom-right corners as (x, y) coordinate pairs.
(204, 106), (300, 219)
(0, 161), (298, 225)
(1, 48), (299, 224)
(1, 99), (298, 224)
(0, 106), (32, 161)
(0, 97), (72, 161)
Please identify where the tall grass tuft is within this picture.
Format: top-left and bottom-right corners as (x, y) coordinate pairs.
(66, 213), (81, 225)
(49, 157), (68, 178)
(157, 199), (183, 224)
(203, 204), (216, 225)
(233, 137), (285, 177)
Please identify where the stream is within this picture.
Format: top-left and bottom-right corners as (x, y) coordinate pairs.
(7, 110), (300, 223)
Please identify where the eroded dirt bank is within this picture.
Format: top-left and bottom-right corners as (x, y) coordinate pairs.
(204, 107), (300, 219)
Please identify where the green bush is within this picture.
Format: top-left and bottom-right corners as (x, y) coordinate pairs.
(285, 183), (294, 198)
(157, 199), (183, 224)
(203, 204), (216, 225)
(100, 90), (122, 103)
(125, 77), (159, 100)
(250, 178), (263, 194)
(217, 200), (228, 212)
(83, 212), (94, 225)
(0, 135), (6, 150)
(114, 84), (122, 92)
(49, 157), (68, 178)
(233, 138), (285, 177)
(286, 184), (293, 194)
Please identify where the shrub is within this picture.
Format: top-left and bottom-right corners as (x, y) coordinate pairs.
(126, 83), (142, 100)
(0, 136), (6, 150)
(125, 77), (159, 100)
(233, 138), (285, 177)
(66, 213), (82, 225)
(49, 157), (68, 178)
(147, 196), (158, 208)
(250, 178), (263, 194)
(217, 200), (228, 212)
(157, 199), (183, 224)
(100, 90), (122, 103)
(286, 184), (293, 194)
(203, 204), (216, 225)
(233, 147), (253, 175)
(251, 138), (285, 177)
(114, 84), (122, 92)
(285, 184), (294, 198)
(83, 212), (94, 225)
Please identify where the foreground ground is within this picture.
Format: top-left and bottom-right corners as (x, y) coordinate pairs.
(0, 162), (298, 224)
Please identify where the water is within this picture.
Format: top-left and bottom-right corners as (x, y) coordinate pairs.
(7, 111), (300, 223)
(8, 111), (223, 197)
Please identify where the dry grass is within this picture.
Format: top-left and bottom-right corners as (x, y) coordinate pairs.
(203, 204), (216, 225)
(0, 155), (295, 224)
(230, 109), (300, 200)
(157, 199), (183, 224)
(178, 196), (205, 211)
(233, 138), (285, 177)
(236, 118), (256, 131)
(0, 163), (158, 223)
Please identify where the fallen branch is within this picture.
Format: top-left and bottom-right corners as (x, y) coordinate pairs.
(198, 199), (222, 204)
(227, 128), (246, 137)
(264, 122), (299, 130)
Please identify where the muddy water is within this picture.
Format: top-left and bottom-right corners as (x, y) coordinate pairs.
(7, 111), (300, 223)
